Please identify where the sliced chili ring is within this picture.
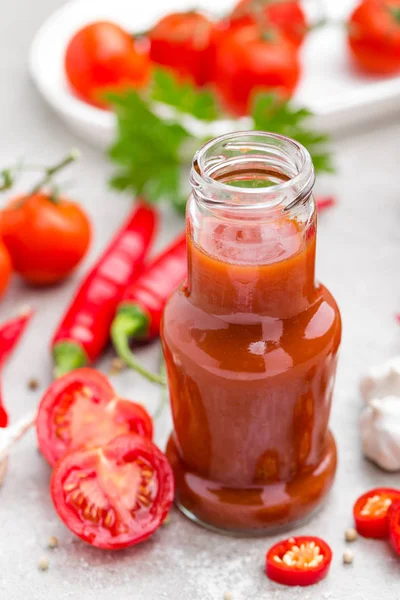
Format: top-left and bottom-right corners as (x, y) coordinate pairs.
(51, 434), (174, 550)
(388, 501), (400, 555)
(353, 488), (400, 539)
(266, 536), (332, 586)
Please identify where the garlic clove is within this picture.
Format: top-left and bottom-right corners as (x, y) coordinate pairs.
(360, 396), (400, 471)
(360, 356), (400, 403)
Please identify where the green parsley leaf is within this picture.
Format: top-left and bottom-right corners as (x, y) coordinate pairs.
(252, 94), (334, 173)
(108, 89), (190, 205)
(150, 68), (219, 122)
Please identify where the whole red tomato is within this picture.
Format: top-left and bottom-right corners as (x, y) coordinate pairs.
(149, 12), (216, 86)
(0, 193), (91, 286)
(65, 21), (151, 108)
(214, 25), (300, 116)
(230, 0), (307, 47)
(348, 0), (400, 74)
(0, 241), (12, 298)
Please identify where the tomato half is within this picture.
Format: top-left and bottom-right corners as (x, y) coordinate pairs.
(36, 368), (153, 466)
(388, 501), (400, 555)
(266, 536), (332, 586)
(353, 487), (400, 538)
(214, 25), (300, 116)
(51, 434), (174, 549)
(348, 0), (400, 75)
(149, 12), (216, 86)
(230, 0), (307, 47)
(65, 21), (150, 108)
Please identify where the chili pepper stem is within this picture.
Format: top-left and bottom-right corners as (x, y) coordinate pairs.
(53, 341), (88, 378)
(112, 331), (166, 386)
(111, 310), (166, 386)
(31, 149), (80, 195)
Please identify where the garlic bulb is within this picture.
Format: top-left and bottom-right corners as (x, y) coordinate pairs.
(360, 356), (400, 403)
(360, 396), (400, 471)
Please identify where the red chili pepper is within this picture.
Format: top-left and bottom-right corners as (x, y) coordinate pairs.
(0, 307), (34, 427)
(52, 202), (157, 377)
(266, 536), (332, 587)
(388, 501), (400, 555)
(111, 233), (186, 385)
(316, 196), (336, 212)
(353, 487), (400, 538)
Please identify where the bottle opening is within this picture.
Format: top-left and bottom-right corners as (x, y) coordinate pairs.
(190, 131), (315, 212)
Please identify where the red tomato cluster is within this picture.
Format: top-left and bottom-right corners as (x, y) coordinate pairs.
(64, 0), (400, 119)
(36, 368), (174, 550)
(65, 1), (307, 116)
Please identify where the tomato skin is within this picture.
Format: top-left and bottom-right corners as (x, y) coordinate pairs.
(51, 434), (174, 550)
(348, 0), (400, 74)
(36, 368), (153, 466)
(388, 501), (400, 555)
(353, 488), (400, 538)
(230, 0), (307, 47)
(65, 21), (150, 108)
(149, 12), (216, 86)
(266, 536), (332, 586)
(0, 241), (12, 298)
(0, 193), (91, 286)
(214, 25), (300, 116)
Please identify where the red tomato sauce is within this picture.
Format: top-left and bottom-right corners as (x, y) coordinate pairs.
(162, 208), (341, 533)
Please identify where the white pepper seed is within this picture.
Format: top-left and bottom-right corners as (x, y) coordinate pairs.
(48, 536), (58, 549)
(38, 556), (49, 571)
(343, 550), (354, 565)
(345, 528), (358, 542)
(223, 593), (233, 600)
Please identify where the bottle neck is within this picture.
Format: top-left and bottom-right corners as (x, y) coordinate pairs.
(187, 195), (317, 319)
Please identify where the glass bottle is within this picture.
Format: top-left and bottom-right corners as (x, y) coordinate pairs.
(161, 131), (341, 535)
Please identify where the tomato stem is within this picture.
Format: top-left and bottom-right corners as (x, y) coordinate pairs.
(31, 149), (80, 195)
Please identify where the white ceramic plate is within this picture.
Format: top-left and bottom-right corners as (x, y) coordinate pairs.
(30, 0), (400, 149)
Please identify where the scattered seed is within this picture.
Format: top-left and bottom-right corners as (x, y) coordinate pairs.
(48, 536), (58, 549)
(223, 593), (233, 600)
(109, 357), (126, 375)
(343, 550), (354, 565)
(345, 528), (357, 542)
(28, 378), (39, 391)
(38, 556), (49, 571)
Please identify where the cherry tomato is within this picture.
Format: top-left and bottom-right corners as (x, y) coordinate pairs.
(214, 25), (300, 116)
(149, 12), (216, 86)
(36, 368), (153, 466)
(348, 0), (400, 75)
(51, 434), (174, 549)
(230, 0), (307, 47)
(266, 536), (332, 586)
(0, 240), (12, 298)
(388, 501), (400, 554)
(353, 487), (400, 538)
(65, 21), (151, 108)
(0, 192), (91, 285)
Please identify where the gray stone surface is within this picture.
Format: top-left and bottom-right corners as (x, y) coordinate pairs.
(1, 1), (400, 599)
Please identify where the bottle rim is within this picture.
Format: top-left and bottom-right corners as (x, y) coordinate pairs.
(190, 131), (315, 212)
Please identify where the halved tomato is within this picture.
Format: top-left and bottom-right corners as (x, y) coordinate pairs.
(353, 487), (400, 538)
(36, 368), (153, 466)
(51, 434), (174, 549)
